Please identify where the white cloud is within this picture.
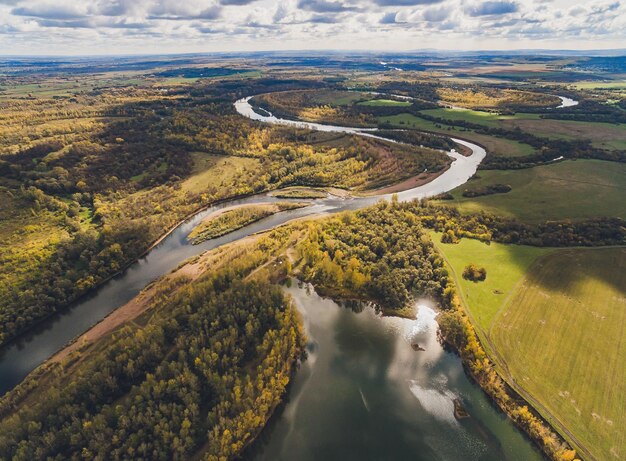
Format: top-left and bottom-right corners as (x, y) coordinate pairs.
(0, 0), (624, 54)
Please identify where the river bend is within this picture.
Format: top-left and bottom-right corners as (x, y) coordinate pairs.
(0, 94), (485, 396)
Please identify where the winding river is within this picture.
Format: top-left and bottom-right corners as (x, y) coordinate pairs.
(0, 90), (541, 461)
(0, 90), (582, 459)
(0, 93), (549, 459)
(0, 95), (485, 396)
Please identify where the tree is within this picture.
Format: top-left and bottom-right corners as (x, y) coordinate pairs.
(462, 264), (487, 282)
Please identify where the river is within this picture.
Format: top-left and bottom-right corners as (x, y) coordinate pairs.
(556, 96), (579, 108)
(0, 93), (544, 459)
(0, 95), (485, 396)
(245, 281), (543, 461)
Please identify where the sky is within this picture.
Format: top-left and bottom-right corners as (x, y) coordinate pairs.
(0, 0), (625, 55)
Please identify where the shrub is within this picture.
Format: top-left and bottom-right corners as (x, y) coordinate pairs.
(462, 264), (487, 282)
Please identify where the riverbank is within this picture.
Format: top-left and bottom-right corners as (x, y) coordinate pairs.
(362, 164), (451, 196)
(438, 299), (579, 461)
(47, 234), (262, 366)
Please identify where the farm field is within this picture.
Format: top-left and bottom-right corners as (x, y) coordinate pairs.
(491, 247), (626, 461)
(430, 231), (553, 331)
(445, 159), (626, 222)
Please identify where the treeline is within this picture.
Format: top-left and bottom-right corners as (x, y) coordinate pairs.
(0, 244), (305, 460)
(438, 302), (579, 461)
(542, 99), (626, 124)
(415, 201), (625, 247)
(371, 81), (440, 105)
(375, 128), (457, 151)
(462, 183), (511, 197)
(415, 112), (626, 167)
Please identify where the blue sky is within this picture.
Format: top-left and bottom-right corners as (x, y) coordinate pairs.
(0, 0), (624, 54)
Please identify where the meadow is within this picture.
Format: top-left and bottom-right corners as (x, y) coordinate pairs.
(422, 107), (541, 127)
(492, 248), (626, 461)
(444, 159), (626, 222)
(432, 231), (625, 460)
(430, 232), (553, 331)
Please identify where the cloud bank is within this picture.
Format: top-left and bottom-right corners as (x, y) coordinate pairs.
(0, 0), (624, 54)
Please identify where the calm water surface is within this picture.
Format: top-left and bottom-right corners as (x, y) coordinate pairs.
(247, 281), (544, 461)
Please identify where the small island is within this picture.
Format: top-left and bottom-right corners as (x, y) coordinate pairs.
(188, 202), (307, 244)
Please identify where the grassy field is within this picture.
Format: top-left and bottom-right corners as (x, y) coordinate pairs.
(422, 108), (540, 127)
(379, 113), (536, 157)
(358, 98), (411, 107)
(499, 118), (626, 151)
(445, 159), (626, 222)
(432, 229), (626, 460)
(491, 248), (626, 461)
(181, 152), (261, 194)
(431, 231), (552, 331)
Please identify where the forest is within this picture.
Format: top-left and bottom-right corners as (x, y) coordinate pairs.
(0, 76), (449, 347)
(0, 230), (305, 461)
(0, 197), (585, 460)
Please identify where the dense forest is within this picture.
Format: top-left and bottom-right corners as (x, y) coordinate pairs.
(297, 199), (453, 313)
(0, 232), (305, 461)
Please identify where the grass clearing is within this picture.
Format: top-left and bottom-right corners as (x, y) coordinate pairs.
(422, 108), (540, 128)
(445, 159), (626, 222)
(180, 152), (260, 194)
(491, 248), (626, 461)
(358, 98), (411, 107)
(431, 231), (552, 331)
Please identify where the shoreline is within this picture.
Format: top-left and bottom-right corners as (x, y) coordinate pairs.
(47, 235), (264, 367)
(0, 189), (260, 351)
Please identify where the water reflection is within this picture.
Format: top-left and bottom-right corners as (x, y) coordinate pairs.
(246, 281), (543, 461)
